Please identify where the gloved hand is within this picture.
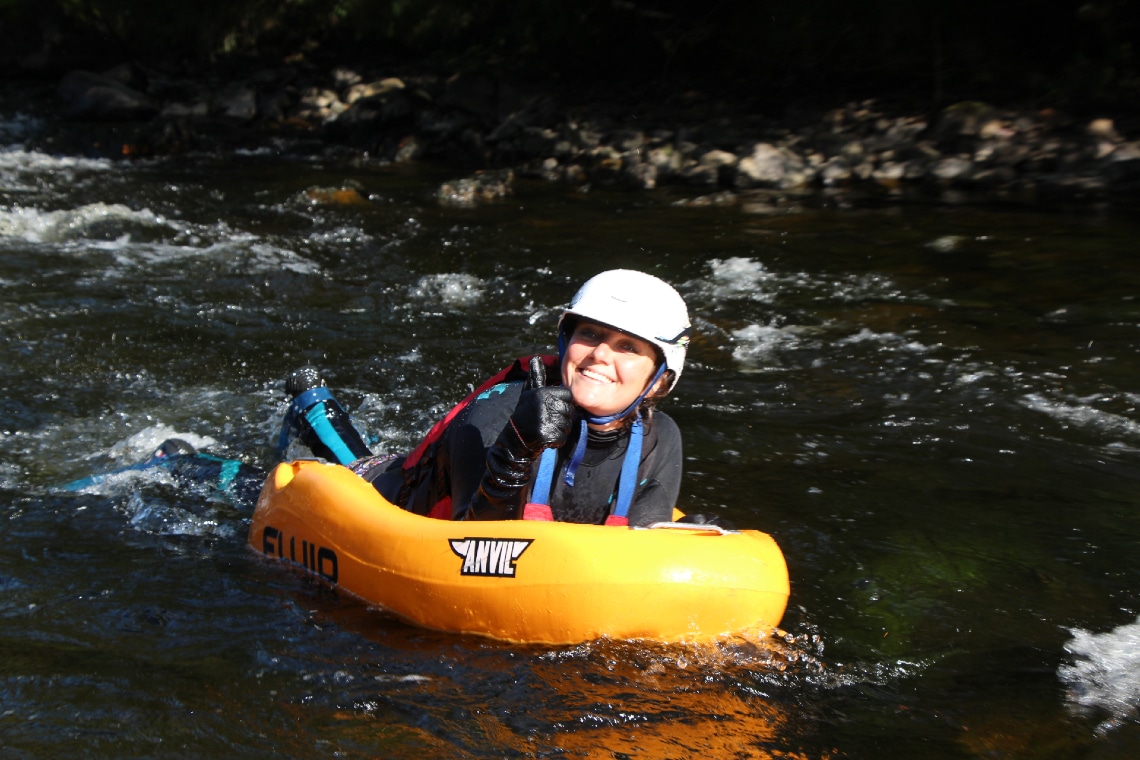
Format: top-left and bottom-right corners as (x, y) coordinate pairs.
(500, 356), (574, 457)
(468, 357), (574, 520)
(677, 513), (736, 530)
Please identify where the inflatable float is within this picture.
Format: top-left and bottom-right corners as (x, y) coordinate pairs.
(248, 459), (789, 645)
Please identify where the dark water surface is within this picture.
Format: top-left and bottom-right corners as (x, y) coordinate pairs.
(3, 104), (1140, 758)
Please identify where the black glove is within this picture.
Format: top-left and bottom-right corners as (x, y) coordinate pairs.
(677, 513), (736, 530)
(503, 356), (574, 455)
(468, 357), (574, 520)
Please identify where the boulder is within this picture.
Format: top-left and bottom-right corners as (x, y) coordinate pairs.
(58, 70), (159, 120)
(214, 84), (257, 122)
(736, 143), (803, 188)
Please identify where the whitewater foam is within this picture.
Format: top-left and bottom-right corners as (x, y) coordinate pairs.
(409, 273), (485, 308)
(1059, 616), (1140, 732)
(0, 146), (112, 192)
(0, 202), (165, 244)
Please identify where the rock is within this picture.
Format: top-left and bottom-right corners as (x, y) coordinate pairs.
(101, 62), (146, 89)
(511, 126), (559, 156)
(979, 119), (1015, 140)
(1087, 118), (1120, 141)
(903, 159), (929, 180)
(589, 145), (624, 176)
(305, 186), (371, 206)
(681, 163), (719, 186)
(736, 142), (806, 188)
(624, 161), (658, 189)
(257, 91), (290, 122)
(300, 87), (339, 110)
(214, 84), (257, 122)
(932, 156), (974, 181)
(393, 135), (422, 163)
(437, 169), (515, 207)
(612, 130), (645, 152)
(564, 164), (588, 184)
(865, 117), (927, 152)
(932, 101), (996, 150)
(333, 68), (363, 89)
(673, 190), (737, 206)
(971, 166), (1018, 188)
(819, 157), (852, 185)
(160, 101), (210, 119)
(699, 149), (738, 170)
(852, 161), (875, 180)
(58, 70), (159, 120)
(872, 160), (906, 187)
(646, 146), (682, 179)
(1102, 142), (1140, 185)
(840, 140), (865, 162)
(344, 78), (406, 105)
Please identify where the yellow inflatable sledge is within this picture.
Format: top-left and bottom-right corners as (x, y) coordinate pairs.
(248, 460), (789, 645)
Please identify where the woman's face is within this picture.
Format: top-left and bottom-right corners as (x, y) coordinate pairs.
(561, 320), (661, 420)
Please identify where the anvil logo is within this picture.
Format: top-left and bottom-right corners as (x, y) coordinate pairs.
(449, 538), (533, 577)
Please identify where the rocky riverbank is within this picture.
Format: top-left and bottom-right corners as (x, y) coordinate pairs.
(23, 62), (1140, 206)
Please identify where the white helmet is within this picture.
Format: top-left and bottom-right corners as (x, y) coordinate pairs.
(559, 269), (691, 392)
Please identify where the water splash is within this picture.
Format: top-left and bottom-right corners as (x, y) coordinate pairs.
(731, 322), (810, 366)
(1059, 617), (1140, 733)
(408, 273), (485, 309)
(0, 202), (164, 244)
(1021, 392), (1140, 442)
(702, 256), (783, 302)
(0, 146), (111, 192)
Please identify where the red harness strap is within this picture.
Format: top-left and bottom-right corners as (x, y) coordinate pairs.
(522, 505), (628, 525)
(426, 497), (452, 521)
(522, 503), (554, 521)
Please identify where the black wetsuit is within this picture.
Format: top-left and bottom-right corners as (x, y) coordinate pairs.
(365, 381), (683, 526)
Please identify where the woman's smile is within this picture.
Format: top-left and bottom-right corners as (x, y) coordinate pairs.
(562, 320), (661, 422)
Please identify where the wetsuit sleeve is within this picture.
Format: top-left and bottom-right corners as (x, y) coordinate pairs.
(445, 384), (525, 520)
(626, 412), (683, 528)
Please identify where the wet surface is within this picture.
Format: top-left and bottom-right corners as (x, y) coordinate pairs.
(3, 106), (1140, 757)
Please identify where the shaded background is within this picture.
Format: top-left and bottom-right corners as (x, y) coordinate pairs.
(2, 0), (1138, 114)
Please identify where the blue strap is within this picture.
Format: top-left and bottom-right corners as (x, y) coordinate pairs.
(611, 418), (643, 520)
(531, 447), (558, 506)
(563, 419), (588, 486)
(583, 365), (666, 426)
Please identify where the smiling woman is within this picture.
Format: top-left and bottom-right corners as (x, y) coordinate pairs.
(279, 268), (731, 529)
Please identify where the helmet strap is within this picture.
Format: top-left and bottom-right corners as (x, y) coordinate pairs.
(584, 362), (666, 426)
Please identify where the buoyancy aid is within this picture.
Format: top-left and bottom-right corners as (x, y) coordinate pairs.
(522, 417), (643, 526)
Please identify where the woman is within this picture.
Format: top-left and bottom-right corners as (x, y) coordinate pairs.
(286, 269), (720, 527)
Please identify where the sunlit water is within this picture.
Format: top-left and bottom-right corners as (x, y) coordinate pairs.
(3, 98), (1140, 758)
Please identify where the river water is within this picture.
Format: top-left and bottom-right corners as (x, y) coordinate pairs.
(2, 98), (1140, 758)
